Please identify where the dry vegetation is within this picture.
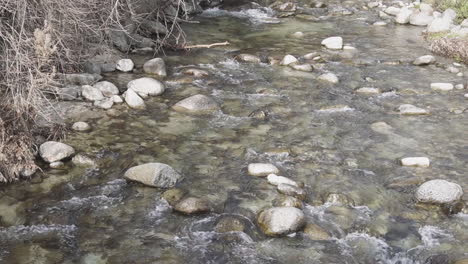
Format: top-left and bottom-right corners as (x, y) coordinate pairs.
(430, 37), (468, 63)
(0, 0), (188, 182)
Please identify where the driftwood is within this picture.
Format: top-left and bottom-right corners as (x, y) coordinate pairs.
(184, 41), (230, 49)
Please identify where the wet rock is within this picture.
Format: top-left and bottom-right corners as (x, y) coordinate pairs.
(124, 89), (145, 109)
(143, 58), (167, 76)
(112, 95), (123, 104)
(249, 109), (268, 120)
(62, 73), (102, 85)
(183, 68), (209, 77)
(275, 196), (303, 208)
(248, 163), (279, 177)
(416, 179), (463, 204)
(355, 87), (380, 95)
(173, 197), (210, 214)
(321, 36), (343, 50)
(94, 98), (114, 109)
(371, 122), (393, 134)
(162, 188), (186, 206)
(318, 73), (339, 84)
(267, 174), (299, 187)
(49, 161), (64, 169)
(413, 55), (436, 66)
(277, 183), (306, 200)
(72, 154), (97, 167)
(323, 193), (355, 206)
(291, 63), (313, 72)
(215, 216), (246, 233)
(172, 94), (219, 113)
(72, 121), (91, 132)
(257, 207), (306, 236)
(303, 223), (331, 240)
(124, 162), (183, 188)
(280, 55), (299, 66)
(409, 11), (434, 26)
(398, 104), (428, 115)
(395, 7), (413, 24)
(116, 59), (134, 72)
(94, 81), (119, 97)
(39, 141), (75, 163)
(400, 157), (430, 167)
(128, 77), (165, 97)
(292, 31), (304, 38)
(431, 83), (453, 91)
(236, 54), (261, 63)
(82, 85), (104, 101)
(384, 6), (401, 16)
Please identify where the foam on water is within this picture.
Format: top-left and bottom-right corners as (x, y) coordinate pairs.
(418, 225), (453, 248)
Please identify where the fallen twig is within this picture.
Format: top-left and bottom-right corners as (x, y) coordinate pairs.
(184, 41), (230, 49)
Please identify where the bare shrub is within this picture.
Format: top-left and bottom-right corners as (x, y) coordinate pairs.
(430, 37), (468, 64)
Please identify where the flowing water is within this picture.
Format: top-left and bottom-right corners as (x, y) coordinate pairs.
(1, 3), (468, 264)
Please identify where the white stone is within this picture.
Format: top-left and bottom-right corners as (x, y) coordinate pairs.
(124, 163), (183, 188)
(398, 104), (428, 115)
(94, 98), (114, 109)
(72, 121), (91, 132)
(237, 54), (261, 63)
(379, 11), (391, 19)
(443, 8), (457, 21)
(248, 163), (279, 177)
(124, 89), (146, 109)
(413, 55), (436, 65)
(321, 36), (343, 50)
(280, 55), (299, 66)
(303, 52), (319, 60)
(446, 66), (460, 73)
(355, 87), (380, 94)
(461, 19), (468, 27)
(433, 11), (442, 18)
(343, 45), (356, 50)
(257, 207), (306, 236)
(291, 64), (313, 72)
(428, 17), (452, 33)
(455, 84), (465, 90)
(419, 3), (433, 15)
(112, 95), (124, 103)
(172, 94), (219, 113)
(416, 179), (463, 204)
(373, 21), (388, 26)
(127, 77), (165, 97)
(401, 157), (430, 167)
(318, 73), (339, 84)
(39, 141), (75, 163)
(94, 81), (119, 97)
(143, 58), (167, 76)
(430, 83), (454, 91)
(409, 12), (434, 26)
(292, 32), (304, 38)
(395, 7), (413, 24)
(267, 174), (299, 187)
(384, 6), (401, 16)
(457, 72), (464, 77)
(116, 59), (134, 72)
(81, 85), (104, 101)
(464, 93), (468, 98)
(49, 161), (64, 169)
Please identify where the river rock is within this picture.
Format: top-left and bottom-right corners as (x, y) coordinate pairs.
(72, 121), (91, 132)
(395, 7), (413, 24)
(428, 17), (452, 33)
(409, 11), (434, 26)
(303, 223), (331, 240)
(280, 55), (299, 66)
(173, 197), (210, 214)
(292, 31), (304, 38)
(236, 54), (261, 63)
(39, 141), (75, 163)
(257, 207), (306, 236)
(162, 188), (186, 205)
(127, 77), (165, 96)
(321, 36), (343, 49)
(183, 68), (209, 77)
(215, 216), (246, 232)
(413, 55), (436, 65)
(248, 163), (279, 177)
(384, 6), (401, 16)
(94, 98), (114, 109)
(318, 73), (339, 83)
(400, 157), (430, 167)
(124, 162), (183, 188)
(324, 193), (355, 206)
(124, 89), (146, 109)
(82, 85), (104, 101)
(94, 81), (119, 97)
(112, 95), (123, 104)
(72, 154), (97, 167)
(415, 179), (463, 204)
(49, 161), (64, 169)
(431, 83), (454, 91)
(277, 183), (306, 200)
(116, 59), (134, 72)
(275, 196), (303, 208)
(455, 84), (464, 90)
(419, 3), (433, 15)
(291, 64), (313, 72)
(398, 104), (428, 115)
(373, 21), (388, 26)
(143, 58), (167, 76)
(172, 94), (219, 113)
(267, 174), (299, 187)
(355, 87), (380, 95)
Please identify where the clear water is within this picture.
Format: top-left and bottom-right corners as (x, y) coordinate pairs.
(1, 3), (467, 263)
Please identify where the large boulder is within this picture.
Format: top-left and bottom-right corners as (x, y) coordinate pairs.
(127, 77), (165, 97)
(415, 179), (463, 204)
(257, 207), (306, 236)
(172, 94), (219, 113)
(39, 141), (75, 163)
(143, 58), (167, 76)
(124, 162), (183, 188)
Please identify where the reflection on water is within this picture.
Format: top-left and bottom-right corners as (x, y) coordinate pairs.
(1, 3), (467, 264)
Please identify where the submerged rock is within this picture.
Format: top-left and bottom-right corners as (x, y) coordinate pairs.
(236, 54), (261, 63)
(127, 77), (165, 97)
(401, 157), (430, 167)
(277, 183), (306, 200)
(257, 207), (306, 236)
(72, 121), (91, 132)
(280, 55), (299, 66)
(215, 216), (246, 232)
(172, 94), (219, 113)
(39, 141), (75, 163)
(318, 73), (339, 84)
(413, 55), (436, 66)
(162, 188), (186, 206)
(323, 193), (355, 206)
(248, 163), (279, 177)
(415, 179), (463, 204)
(321, 36), (343, 50)
(275, 196), (303, 208)
(173, 197), (210, 214)
(143, 58), (167, 76)
(124, 89), (146, 109)
(183, 68), (209, 77)
(116, 59), (134, 72)
(124, 162), (183, 188)
(303, 223), (331, 240)
(398, 104), (428, 115)
(72, 154), (97, 167)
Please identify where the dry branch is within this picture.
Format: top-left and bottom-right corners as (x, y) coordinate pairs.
(184, 41), (230, 49)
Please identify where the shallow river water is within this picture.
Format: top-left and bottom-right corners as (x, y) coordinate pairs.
(1, 3), (467, 264)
